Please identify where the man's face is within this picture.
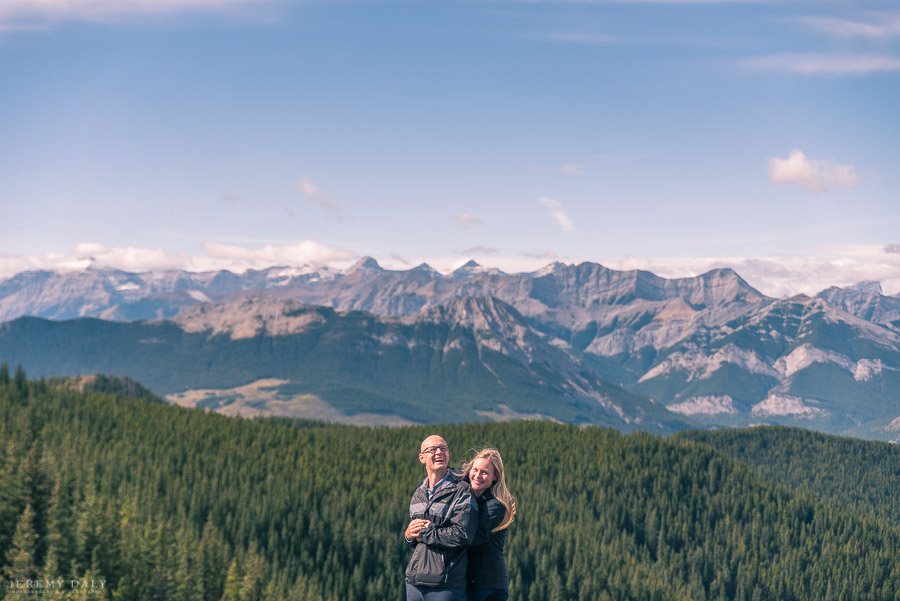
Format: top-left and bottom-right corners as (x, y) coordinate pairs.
(419, 435), (449, 472)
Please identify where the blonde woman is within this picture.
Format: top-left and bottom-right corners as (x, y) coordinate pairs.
(462, 448), (517, 601)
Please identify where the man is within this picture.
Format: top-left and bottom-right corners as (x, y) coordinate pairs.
(404, 434), (478, 601)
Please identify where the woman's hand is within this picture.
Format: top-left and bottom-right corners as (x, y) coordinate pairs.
(405, 518), (431, 540)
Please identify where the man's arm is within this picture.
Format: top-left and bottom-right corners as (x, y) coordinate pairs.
(416, 484), (478, 549)
(404, 518), (430, 546)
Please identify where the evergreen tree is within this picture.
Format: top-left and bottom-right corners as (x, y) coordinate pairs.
(42, 475), (75, 583)
(3, 504), (39, 583)
(220, 558), (244, 601)
(13, 365), (27, 393)
(0, 439), (23, 557)
(198, 520), (230, 601)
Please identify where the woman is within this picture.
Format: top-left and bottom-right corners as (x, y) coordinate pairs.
(462, 448), (517, 601)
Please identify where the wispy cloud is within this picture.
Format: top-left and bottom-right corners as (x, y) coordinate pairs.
(0, 0), (268, 27)
(744, 53), (900, 74)
(539, 197), (575, 232)
(203, 240), (355, 267)
(767, 149), (857, 192)
(557, 164), (584, 176)
(299, 177), (341, 213)
(797, 13), (900, 39)
(59, 242), (189, 273)
(506, 0), (779, 4)
(0, 240), (357, 280)
(455, 246), (498, 256)
(519, 250), (559, 261)
(452, 212), (483, 231)
(531, 31), (620, 45)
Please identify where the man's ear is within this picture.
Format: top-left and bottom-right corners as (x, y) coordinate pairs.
(419, 453), (426, 465)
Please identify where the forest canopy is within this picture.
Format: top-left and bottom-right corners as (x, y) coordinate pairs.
(3, 366), (900, 600)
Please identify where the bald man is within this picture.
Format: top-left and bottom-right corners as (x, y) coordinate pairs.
(404, 434), (478, 601)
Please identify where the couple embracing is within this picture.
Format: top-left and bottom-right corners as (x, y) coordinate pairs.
(404, 435), (517, 601)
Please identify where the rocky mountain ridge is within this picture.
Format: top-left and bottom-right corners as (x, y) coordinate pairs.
(0, 294), (689, 431)
(1, 261), (898, 439)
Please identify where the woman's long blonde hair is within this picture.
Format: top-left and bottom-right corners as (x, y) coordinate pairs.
(462, 447), (517, 532)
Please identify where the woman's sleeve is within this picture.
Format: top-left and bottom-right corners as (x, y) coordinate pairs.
(472, 498), (505, 546)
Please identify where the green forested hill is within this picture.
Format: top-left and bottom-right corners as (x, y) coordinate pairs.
(3, 367), (900, 601)
(679, 426), (900, 524)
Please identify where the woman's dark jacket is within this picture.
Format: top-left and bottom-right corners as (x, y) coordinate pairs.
(467, 488), (509, 590)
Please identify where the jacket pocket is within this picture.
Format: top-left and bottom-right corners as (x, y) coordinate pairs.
(407, 546), (446, 586)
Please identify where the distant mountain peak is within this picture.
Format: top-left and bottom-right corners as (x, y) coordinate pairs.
(786, 293), (813, 303)
(451, 259), (481, 273)
(450, 260), (504, 279)
(698, 266), (742, 281)
(345, 256), (383, 274)
(533, 262), (568, 277)
(850, 281), (884, 295)
(410, 262), (439, 274)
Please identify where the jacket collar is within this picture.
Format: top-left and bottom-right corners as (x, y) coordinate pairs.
(420, 468), (463, 495)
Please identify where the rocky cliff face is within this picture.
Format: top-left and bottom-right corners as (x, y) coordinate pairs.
(817, 281), (900, 332)
(634, 293), (900, 439)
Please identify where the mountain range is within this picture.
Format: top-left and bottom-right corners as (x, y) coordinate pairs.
(1, 260), (898, 439)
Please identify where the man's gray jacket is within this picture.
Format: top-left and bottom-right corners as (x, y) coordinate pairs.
(405, 469), (478, 589)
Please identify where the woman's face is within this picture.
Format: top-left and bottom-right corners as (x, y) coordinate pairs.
(469, 457), (495, 495)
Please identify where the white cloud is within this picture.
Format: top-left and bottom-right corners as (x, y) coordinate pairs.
(0, 0), (267, 26)
(299, 177), (341, 213)
(0, 243), (190, 277)
(0, 240), (357, 280)
(455, 246), (498, 256)
(539, 197), (575, 232)
(202, 240), (356, 268)
(452, 212), (483, 231)
(798, 13), (900, 39)
(71, 242), (190, 271)
(767, 149), (857, 192)
(744, 53), (900, 74)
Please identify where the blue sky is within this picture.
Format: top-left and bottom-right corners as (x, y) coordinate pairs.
(1, 0), (899, 297)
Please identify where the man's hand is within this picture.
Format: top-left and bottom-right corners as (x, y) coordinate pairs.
(405, 518), (431, 541)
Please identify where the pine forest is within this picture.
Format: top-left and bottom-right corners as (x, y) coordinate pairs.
(3, 365), (900, 601)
